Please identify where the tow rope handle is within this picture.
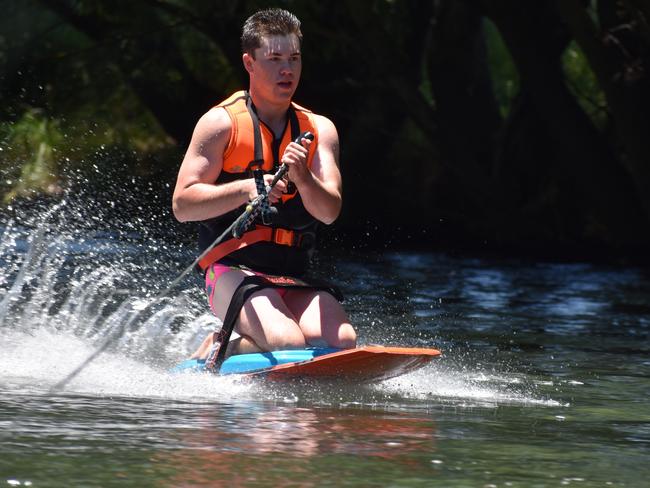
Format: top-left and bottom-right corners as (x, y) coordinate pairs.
(253, 168), (273, 225)
(233, 131), (314, 238)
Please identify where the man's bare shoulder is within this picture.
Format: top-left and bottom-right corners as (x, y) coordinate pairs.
(312, 114), (339, 142)
(192, 106), (232, 144)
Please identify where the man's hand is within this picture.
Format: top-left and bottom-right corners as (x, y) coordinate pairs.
(282, 137), (313, 186)
(247, 174), (288, 203)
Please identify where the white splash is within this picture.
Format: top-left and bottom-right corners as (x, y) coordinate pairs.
(0, 202), (559, 407)
(0, 328), (253, 401)
(377, 362), (564, 407)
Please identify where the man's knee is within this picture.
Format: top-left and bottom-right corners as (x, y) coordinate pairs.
(302, 321), (357, 349)
(331, 323), (357, 349)
(275, 329), (307, 350)
(317, 293), (356, 349)
(266, 315), (307, 349)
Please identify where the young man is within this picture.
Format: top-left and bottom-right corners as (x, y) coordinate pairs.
(173, 8), (356, 362)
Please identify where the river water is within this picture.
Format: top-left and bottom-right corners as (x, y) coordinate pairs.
(1, 200), (649, 487)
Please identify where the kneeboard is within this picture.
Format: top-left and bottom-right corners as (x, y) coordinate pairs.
(172, 346), (441, 381)
(246, 346), (441, 381)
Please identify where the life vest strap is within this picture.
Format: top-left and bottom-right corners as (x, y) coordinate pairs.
(198, 225), (302, 272)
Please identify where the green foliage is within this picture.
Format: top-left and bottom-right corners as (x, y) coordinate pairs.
(483, 18), (518, 117)
(562, 41), (608, 129)
(0, 109), (62, 202)
(175, 25), (238, 94)
(0, 101), (173, 203)
(1, 0), (649, 251)
(0, 2), (177, 202)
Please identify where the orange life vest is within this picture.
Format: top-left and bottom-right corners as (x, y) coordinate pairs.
(197, 91), (321, 276)
(219, 91), (318, 196)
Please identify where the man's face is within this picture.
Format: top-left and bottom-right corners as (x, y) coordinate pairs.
(244, 33), (302, 103)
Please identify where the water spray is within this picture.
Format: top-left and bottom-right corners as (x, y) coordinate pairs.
(50, 132), (314, 391)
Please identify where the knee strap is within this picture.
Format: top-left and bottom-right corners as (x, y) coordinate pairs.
(211, 275), (344, 372)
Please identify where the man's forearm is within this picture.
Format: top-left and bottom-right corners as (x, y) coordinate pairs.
(173, 180), (251, 223)
(296, 173), (342, 225)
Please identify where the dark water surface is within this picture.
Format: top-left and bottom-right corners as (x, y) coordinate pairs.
(1, 205), (649, 487)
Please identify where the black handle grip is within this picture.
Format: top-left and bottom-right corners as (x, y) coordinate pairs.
(296, 131), (314, 144)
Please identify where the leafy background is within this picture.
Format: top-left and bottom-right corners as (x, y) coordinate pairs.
(1, 0), (649, 260)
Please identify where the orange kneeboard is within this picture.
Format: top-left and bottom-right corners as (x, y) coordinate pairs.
(244, 346), (441, 381)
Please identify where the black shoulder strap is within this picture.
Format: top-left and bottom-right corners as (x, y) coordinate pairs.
(288, 106), (300, 141)
(245, 92), (265, 170)
(245, 95), (300, 172)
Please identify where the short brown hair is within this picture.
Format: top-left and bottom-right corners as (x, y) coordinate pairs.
(241, 8), (302, 58)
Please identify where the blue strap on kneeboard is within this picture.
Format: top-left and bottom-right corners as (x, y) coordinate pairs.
(173, 347), (342, 375)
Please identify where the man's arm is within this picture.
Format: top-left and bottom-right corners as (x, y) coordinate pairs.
(283, 115), (343, 224)
(172, 108), (286, 223)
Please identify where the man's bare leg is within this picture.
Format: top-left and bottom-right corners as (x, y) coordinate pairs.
(284, 289), (357, 349)
(234, 288), (306, 351)
(191, 288), (306, 360)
